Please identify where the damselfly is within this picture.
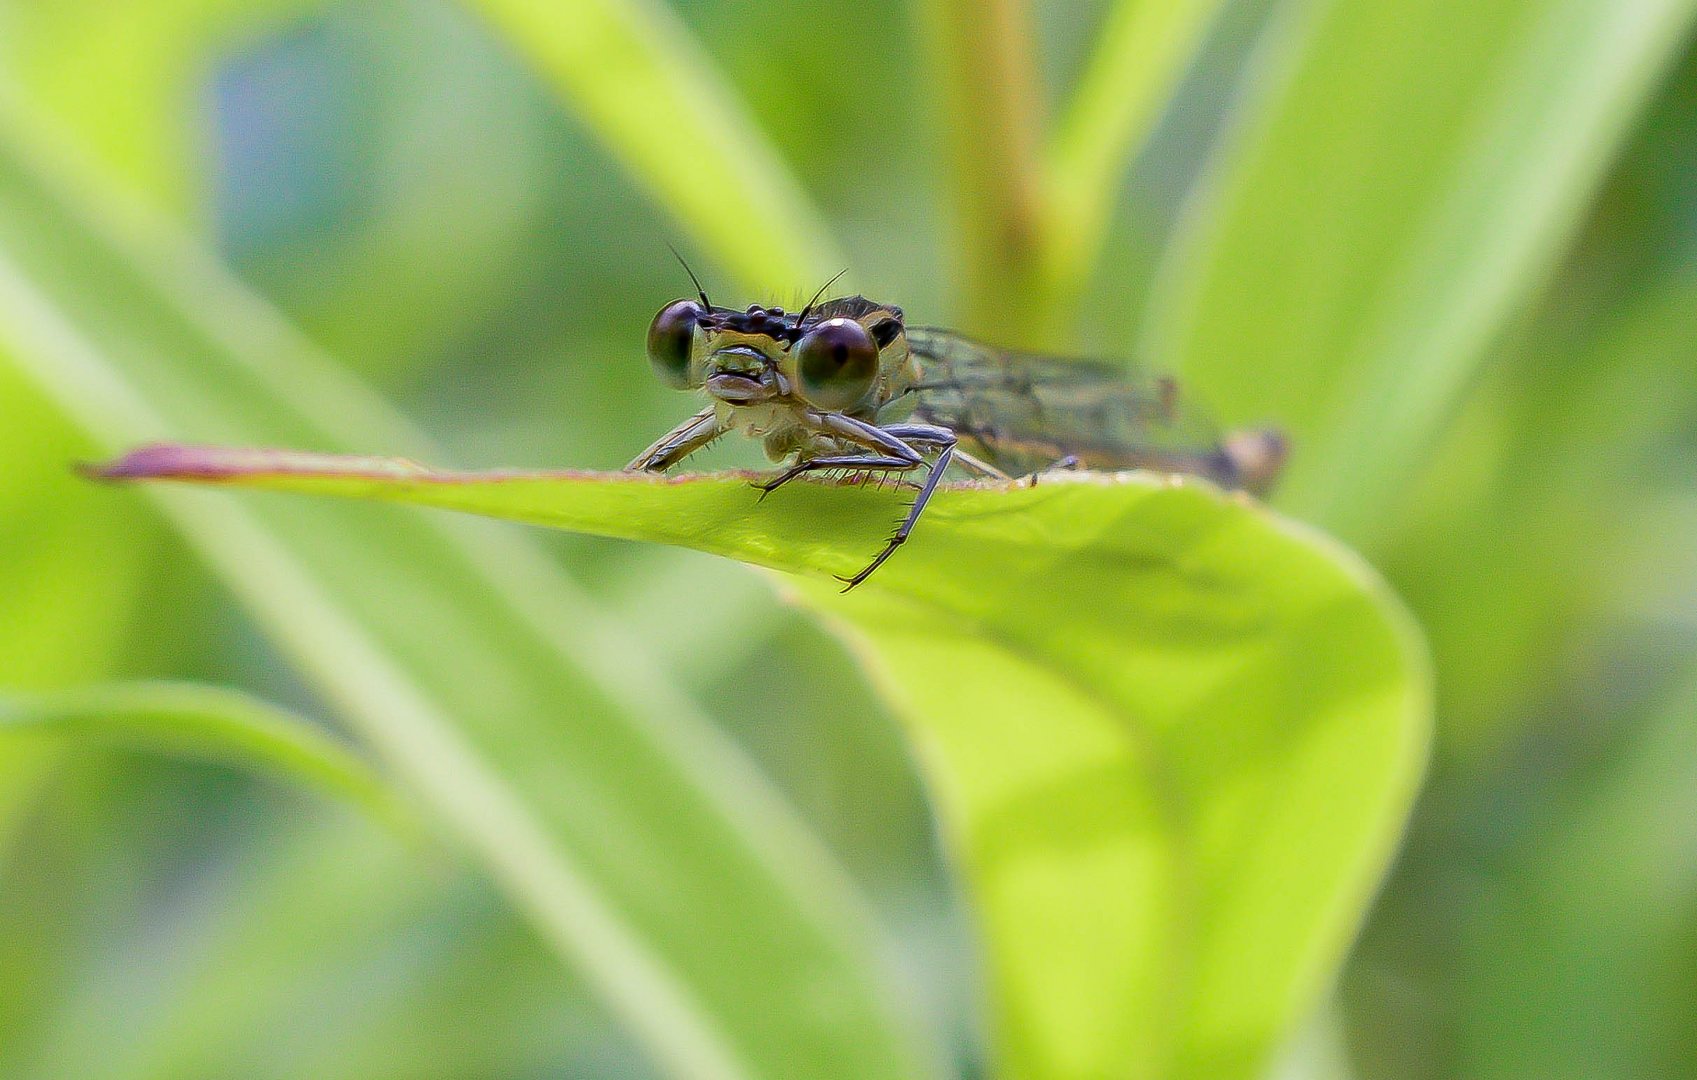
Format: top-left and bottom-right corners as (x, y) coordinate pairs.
(627, 286), (1286, 590)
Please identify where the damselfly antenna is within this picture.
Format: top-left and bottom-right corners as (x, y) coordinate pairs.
(667, 244), (712, 309)
(795, 268), (849, 329)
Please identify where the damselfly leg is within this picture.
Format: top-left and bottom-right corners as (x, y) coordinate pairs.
(628, 406), (725, 472)
(743, 417), (960, 590)
(835, 439), (956, 592)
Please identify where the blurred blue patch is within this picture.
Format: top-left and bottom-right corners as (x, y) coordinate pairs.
(211, 18), (374, 255)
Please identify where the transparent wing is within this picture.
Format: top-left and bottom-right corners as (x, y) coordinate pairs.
(900, 327), (1231, 479)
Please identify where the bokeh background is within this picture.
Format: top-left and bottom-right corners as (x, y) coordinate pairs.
(1, 0), (1695, 1077)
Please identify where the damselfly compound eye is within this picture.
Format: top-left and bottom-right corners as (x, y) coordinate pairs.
(795, 318), (878, 410)
(646, 299), (703, 388)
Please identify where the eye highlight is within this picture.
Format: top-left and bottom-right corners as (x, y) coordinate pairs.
(794, 318), (879, 411)
(646, 299), (703, 388)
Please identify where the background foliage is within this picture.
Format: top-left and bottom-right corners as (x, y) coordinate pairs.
(0, 0), (1693, 1078)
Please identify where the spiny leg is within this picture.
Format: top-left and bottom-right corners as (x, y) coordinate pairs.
(853, 422), (966, 491)
(747, 412), (958, 588)
(753, 412), (925, 498)
(838, 442), (956, 592)
(754, 453), (918, 500)
(626, 406), (725, 472)
(828, 422), (962, 589)
(879, 422), (1006, 482)
(949, 448), (1010, 481)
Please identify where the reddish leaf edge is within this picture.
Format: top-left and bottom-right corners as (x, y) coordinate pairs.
(80, 442), (761, 487)
(79, 441), (1053, 493)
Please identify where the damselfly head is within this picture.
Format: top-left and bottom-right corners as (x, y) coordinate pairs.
(643, 294), (911, 414)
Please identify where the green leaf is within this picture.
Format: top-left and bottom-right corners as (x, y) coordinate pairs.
(95, 444), (1432, 1080)
(0, 682), (409, 832)
(1148, 0), (1697, 540)
(457, 0), (843, 289)
(0, 88), (940, 1080)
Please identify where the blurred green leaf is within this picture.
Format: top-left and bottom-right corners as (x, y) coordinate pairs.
(0, 0), (338, 209)
(0, 358), (163, 1071)
(0, 89), (940, 1080)
(1382, 281), (1697, 754)
(94, 444), (1431, 1079)
(0, 757), (209, 1078)
(60, 809), (588, 1080)
(1458, 666), (1697, 1079)
(1149, 0), (1697, 539)
(0, 356), (155, 843)
(457, 0), (843, 289)
(1269, 1001), (1357, 1080)
(920, 0), (1045, 342)
(1040, 0), (1230, 309)
(217, 2), (562, 377)
(0, 681), (407, 831)
(0, 361), (154, 692)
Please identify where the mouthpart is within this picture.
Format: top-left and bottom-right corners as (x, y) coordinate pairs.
(705, 370), (779, 403)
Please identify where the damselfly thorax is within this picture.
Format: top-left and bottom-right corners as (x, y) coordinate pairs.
(627, 291), (1286, 590)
